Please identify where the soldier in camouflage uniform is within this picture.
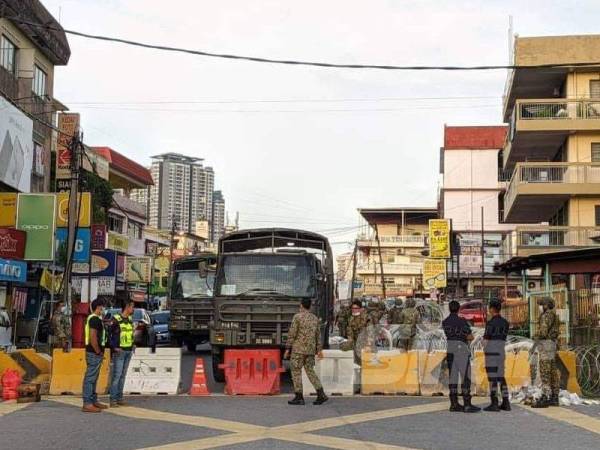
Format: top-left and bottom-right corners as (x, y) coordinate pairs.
(50, 300), (71, 350)
(336, 302), (351, 338)
(367, 298), (387, 324)
(341, 299), (372, 357)
(532, 296), (561, 408)
(396, 298), (420, 351)
(284, 297), (328, 406)
(388, 298), (404, 324)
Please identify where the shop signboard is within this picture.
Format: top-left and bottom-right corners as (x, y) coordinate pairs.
(91, 225), (107, 250)
(0, 228), (26, 259)
(55, 228), (91, 263)
(72, 250), (116, 277)
(56, 113), (80, 182)
(125, 256), (152, 283)
(0, 193), (17, 227)
(423, 259), (447, 289)
(0, 96), (33, 192)
(72, 276), (115, 295)
(107, 232), (129, 253)
(0, 258), (27, 283)
(16, 194), (56, 261)
(55, 192), (91, 227)
(428, 219), (451, 259)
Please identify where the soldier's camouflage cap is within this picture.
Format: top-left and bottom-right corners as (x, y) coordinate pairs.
(405, 298), (416, 308)
(537, 296), (555, 308)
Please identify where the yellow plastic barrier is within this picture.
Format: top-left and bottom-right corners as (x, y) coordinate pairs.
(557, 350), (581, 395)
(361, 350), (420, 395)
(471, 351), (488, 396)
(417, 351), (448, 396)
(474, 350), (531, 395)
(0, 351), (26, 378)
(50, 349), (111, 395)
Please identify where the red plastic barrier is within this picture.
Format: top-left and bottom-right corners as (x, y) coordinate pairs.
(220, 349), (284, 395)
(2, 369), (22, 401)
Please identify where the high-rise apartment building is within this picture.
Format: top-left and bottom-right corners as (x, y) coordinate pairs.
(211, 190), (226, 243)
(134, 153), (215, 234)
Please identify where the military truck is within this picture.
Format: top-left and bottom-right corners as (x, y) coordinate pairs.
(168, 253), (217, 352)
(210, 228), (334, 382)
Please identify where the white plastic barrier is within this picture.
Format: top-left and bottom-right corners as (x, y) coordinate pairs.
(302, 349), (358, 396)
(123, 347), (182, 395)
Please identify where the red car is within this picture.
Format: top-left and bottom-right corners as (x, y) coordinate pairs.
(458, 300), (487, 327)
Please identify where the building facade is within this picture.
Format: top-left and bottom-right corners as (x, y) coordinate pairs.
(354, 208), (437, 298)
(211, 190), (226, 243)
(501, 35), (600, 261)
(0, 2), (70, 193)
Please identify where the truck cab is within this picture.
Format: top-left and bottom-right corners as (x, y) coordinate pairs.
(210, 228), (334, 382)
(168, 253), (217, 352)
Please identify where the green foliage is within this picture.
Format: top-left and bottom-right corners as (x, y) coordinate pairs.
(80, 171), (113, 224)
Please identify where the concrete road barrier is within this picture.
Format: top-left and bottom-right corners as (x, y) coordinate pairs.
(302, 349), (357, 396)
(124, 347), (182, 395)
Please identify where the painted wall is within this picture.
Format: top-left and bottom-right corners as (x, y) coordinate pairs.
(567, 132), (600, 162)
(568, 198), (600, 227)
(443, 190), (513, 232)
(566, 72), (600, 98)
(443, 149), (500, 189)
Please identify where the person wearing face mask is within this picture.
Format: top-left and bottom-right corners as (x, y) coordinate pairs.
(82, 298), (108, 413)
(532, 296), (560, 408)
(341, 300), (371, 354)
(50, 300), (71, 351)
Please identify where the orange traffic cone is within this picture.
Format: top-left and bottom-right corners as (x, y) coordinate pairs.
(189, 358), (210, 396)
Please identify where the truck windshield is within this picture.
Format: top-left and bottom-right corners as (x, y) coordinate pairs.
(216, 254), (315, 298)
(172, 271), (215, 299)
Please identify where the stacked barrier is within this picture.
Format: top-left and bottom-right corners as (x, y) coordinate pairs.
(301, 349), (357, 396)
(124, 348), (182, 395)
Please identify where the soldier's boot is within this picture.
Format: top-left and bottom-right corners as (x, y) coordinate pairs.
(549, 393), (560, 407)
(531, 395), (549, 408)
(313, 388), (329, 405)
(449, 394), (464, 412)
(288, 393), (305, 406)
(483, 394), (500, 412)
(463, 395), (482, 413)
(500, 394), (511, 411)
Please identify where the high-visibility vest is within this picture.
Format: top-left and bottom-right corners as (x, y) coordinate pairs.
(85, 314), (106, 348)
(114, 314), (134, 349)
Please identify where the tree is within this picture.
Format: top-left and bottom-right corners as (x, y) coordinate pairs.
(80, 171), (113, 223)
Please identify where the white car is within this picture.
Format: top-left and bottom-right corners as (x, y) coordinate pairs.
(0, 309), (12, 349)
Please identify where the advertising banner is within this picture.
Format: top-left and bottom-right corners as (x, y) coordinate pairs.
(0, 96), (33, 192)
(55, 228), (91, 263)
(423, 259), (447, 289)
(0, 258), (27, 283)
(55, 192), (91, 227)
(40, 268), (63, 294)
(91, 225), (107, 250)
(0, 228), (26, 259)
(107, 232), (129, 253)
(56, 113), (80, 182)
(72, 250), (116, 277)
(150, 255), (170, 294)
(428, 219), (451, 259)
(16, 194), (56, 261)
(72, 276), (115, 295)
(0, 193), (17, 227)
(125, 256), (152, 283)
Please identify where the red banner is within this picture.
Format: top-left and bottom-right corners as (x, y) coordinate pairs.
(0, 228), (26, 259)
(91, 224), (107, 250)
(12, 287), (27, 313)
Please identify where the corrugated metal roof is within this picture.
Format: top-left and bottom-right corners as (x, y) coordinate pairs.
(92, 146), (153, 186)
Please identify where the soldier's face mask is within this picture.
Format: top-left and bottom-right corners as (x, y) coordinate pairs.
(539, 305), (545, 314)
(60, 306), (67, 313)
(351, 307), (361, 316)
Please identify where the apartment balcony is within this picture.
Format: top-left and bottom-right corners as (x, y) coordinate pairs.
(504, 99), (600, 169)
(357, 234), (425, 248)
(502, 226), (600, 258)
(503, 162), (600, 223)
(356, 262), (423, 275)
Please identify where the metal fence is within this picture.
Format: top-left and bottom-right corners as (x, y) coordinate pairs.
(518, 99), (600, 121)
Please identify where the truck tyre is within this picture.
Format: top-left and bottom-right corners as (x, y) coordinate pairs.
(212, 350), (225, 383)
(186, 341), (197, 353)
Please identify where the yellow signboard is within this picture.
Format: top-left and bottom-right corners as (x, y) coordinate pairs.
(55, 192), (92, 227)
(0, 193), (17, 227)
(428, 219), (451, 259)
(423, 259), (447, 289)
(125, 256), (152, 283)
(107, 232), (129, 253)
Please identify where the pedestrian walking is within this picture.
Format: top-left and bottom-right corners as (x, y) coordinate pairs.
(82, 298), (108, 413)
(50, 300), (70, 351)
(285, 298), (328, 406)
(442, 300), (480, 413)
(108, 300), (135, 407)
(532, 296), (560, 408)
(397, 298), (420, 351)
(483, 299), (511, 412)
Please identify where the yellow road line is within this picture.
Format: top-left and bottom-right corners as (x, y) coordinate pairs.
(136, 432), (267, 450)
(0, 402), (30, 416)
(275, 400), (449, 432)
(523, 405), (600, 435)
(274, 432), (419, 450)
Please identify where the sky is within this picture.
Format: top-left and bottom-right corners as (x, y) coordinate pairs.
(42, 0), (600, 255)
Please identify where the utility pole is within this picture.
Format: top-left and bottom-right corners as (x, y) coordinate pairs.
(375, 224), (387, 299)
(349, 240), (358, 301)
(166, 219), (177, 308)
(480, 206), (485, 302)
(64, 134), (82, 325)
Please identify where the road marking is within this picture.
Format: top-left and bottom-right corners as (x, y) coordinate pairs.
(0, 402), (30, 416)
(524, 405), (600, 435)
(273, 432), (417, 450)
(137, 432), (268, 450)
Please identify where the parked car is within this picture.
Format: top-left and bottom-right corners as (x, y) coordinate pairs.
(104, 307), (156, 347)
(151, 310), (170, 345)
(458, 300), (487, 327)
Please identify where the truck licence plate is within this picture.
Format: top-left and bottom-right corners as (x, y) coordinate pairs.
(257, 338), (272, 344)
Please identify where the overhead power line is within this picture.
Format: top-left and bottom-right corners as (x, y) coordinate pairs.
(9, 17), (600, 71)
